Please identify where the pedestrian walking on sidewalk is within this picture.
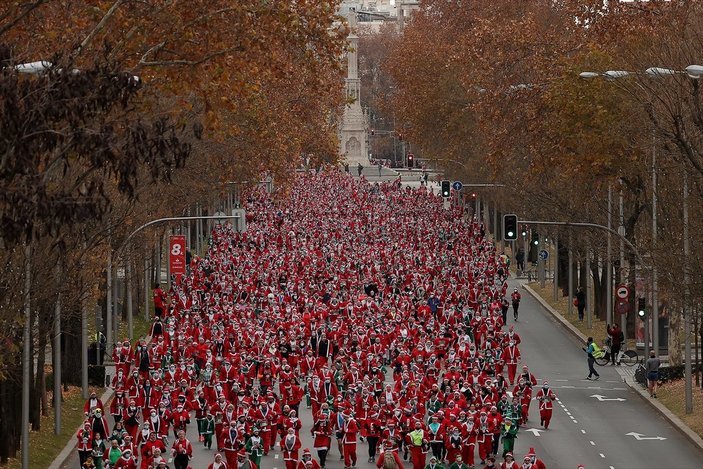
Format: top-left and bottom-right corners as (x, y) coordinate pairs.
(582, 337), (600, 380)
(575, 287), (586, 321)
(645, 350), (661, 398)
(607, 323), (624, 365)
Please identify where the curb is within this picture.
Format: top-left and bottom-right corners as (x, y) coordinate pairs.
(616, 369), (703, 452)
(520, 282), (703, 454)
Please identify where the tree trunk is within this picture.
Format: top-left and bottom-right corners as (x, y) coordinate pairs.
(590, 252), (604, 320)
(63, 311), (83, 386)
(558, 242), (569, 296)
(0, 359), (23, 463)
(669, 301), (683, 366)
(32, 302), (51, 429)
(578, 257), (587, 291)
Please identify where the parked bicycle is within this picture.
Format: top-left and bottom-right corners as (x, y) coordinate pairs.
(594, 337), (639, 366)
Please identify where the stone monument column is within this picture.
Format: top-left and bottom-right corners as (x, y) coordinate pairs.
(340, 12), (368, 166)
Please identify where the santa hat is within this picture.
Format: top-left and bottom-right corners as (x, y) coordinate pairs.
(577, 466), (585, 469)
(237, 449), (247, 457)
(303, 448), (312, 456)
(384, 440), (394, 448)
(527, 447), (536, 457)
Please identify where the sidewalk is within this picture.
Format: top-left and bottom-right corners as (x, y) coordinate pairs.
(520, 280), (703, 453)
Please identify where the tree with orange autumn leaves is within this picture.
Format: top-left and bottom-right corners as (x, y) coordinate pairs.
(382, 0), (703, 367)
(0, 1), (349, 462)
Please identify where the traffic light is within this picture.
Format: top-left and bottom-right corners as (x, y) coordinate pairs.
(531, 230), (539, 246)
(471, 192), (477, 199)
(398, 132), (403, 141)
(441, 180), (451, 197)
(371, 129), (375, 136)
(638, 297), (646, 318)
(503, 214), (518, 241)
(407, 153), (414, 167)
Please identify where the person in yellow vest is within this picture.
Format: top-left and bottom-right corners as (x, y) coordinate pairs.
(405, 420), (428, 469)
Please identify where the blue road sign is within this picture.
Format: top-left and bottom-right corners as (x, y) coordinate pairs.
(538, 249), (549, 261)
(452, 181), (463, 191)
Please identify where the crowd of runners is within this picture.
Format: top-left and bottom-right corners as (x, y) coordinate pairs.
(76, 170), (553, 469)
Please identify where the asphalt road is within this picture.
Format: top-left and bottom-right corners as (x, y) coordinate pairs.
(505, 280), (703, 469)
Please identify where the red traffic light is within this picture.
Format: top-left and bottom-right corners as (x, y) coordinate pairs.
(471, 192), (477, 198)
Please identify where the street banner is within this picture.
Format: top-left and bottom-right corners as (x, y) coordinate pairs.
(169, 235), (186, 278)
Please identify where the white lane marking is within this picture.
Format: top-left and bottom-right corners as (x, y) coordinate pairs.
(275, 454), (279, 459)
(581, 429), (586, 434)
(600, 453), (606, 458)
(555, 379), (569, 382)
(609, 466), (615, 469)
(573, 420), (578, 423)
(589, 441), (596, 446)
(590, 394), (626, 402)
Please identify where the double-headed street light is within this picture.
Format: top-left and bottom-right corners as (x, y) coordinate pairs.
(579, 65), (703, 80)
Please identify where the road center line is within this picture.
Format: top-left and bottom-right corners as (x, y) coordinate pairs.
(590, 441), (596, 446)
(600, 453), (606, 458)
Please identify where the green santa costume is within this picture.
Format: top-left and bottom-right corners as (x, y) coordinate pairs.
(501, 420), (518, 456)
(245, 428), (265, 467)
(202, 414), (216, 450)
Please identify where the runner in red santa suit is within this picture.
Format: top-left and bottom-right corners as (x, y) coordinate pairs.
(308, 411), (331, 464)
(535, 381), (557, 430)
(281, 427), (302, 469)
(222, 420), (243, 468)
(236, 449), (257, 469)
(139, 430), (166, 469)
(296, 448), (321, 469)
(501, 452), (519, 469)
(523, 447), (547, 469)
(112, 448), (137, 469)
(341, 409), (359, 468)
(207, 452), (229, 469)
(376, 439), (405, 469)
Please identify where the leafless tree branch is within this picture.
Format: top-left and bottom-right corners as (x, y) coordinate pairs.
(0, 0), (47, 37)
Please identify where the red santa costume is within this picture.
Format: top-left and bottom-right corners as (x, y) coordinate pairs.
(534, 382), (556, 430)
(376, 440), (405, 469)
(207, 453), (229, 469)
(280, 428), (301, 469)
(341, 411), (359, 468)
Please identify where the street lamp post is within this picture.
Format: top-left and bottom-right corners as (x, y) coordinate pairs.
(580, 65), (703, 413)
(105, 214), (241, 357)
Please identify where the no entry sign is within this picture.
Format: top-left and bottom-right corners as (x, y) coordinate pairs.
(616, 284), (630, 300)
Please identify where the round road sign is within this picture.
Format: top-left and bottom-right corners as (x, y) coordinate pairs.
(616, 284), (630, 300)
(538, 249), (549, 260)
(616, 299), (630, 315)
(452, 181), (463, 191)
